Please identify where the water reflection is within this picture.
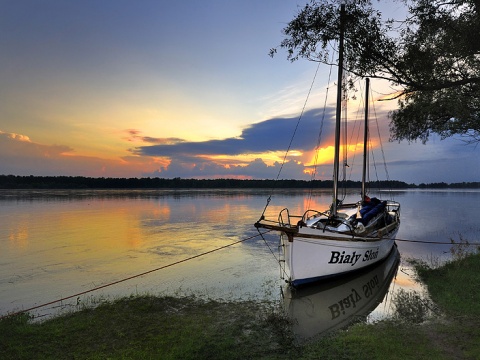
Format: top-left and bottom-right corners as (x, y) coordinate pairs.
(0, 189), (283, 318)
(1, 189), (478, 320)
(283, 246), (400, 341)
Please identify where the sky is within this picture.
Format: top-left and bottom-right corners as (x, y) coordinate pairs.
(0, 0), (478, 184)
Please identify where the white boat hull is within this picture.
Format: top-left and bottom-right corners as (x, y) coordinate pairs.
(282, 227), (398, 287)
(284, 245), (400, 339)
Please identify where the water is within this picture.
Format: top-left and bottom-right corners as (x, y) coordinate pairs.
(1, 188), (479, 328)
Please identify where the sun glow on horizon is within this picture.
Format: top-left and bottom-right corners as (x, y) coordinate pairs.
(202, 150), (304, 167)
(302, 139), (381, 172)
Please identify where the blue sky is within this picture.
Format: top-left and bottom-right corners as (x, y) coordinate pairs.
(0, 0), (478, 184)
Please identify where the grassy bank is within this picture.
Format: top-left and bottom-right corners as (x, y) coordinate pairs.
(0, 297), (294, 359)
(2, 252), (480, 359)
(302, 250), (480, 360)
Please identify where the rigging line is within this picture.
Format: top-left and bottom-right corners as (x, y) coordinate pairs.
(395, 238), (480, 245)
(310, 64), (334, 180)
(371, 88), (391, 182)
(340, 75), (349, 201)
(369, 93), (385, 186)
(0, 231), (271, 320)
(346, 79), (365, 182)
(382, 264), (400, 315)
(366, 84), (382, 192)
(307, 51), (336, 208)
(260, 61), (322, 219)
(276, 61), (322, 182)
(369, 85), (395, 200)
(256, 229), (289, 281)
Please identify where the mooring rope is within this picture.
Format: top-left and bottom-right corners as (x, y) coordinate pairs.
(2, 231), (477, 320)
(394, 238), (480, 245)
(256, 229), (290, 281)
(0, 231), (272, 320)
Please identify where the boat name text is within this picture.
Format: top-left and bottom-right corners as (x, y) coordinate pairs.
(328, 248), (379, 266)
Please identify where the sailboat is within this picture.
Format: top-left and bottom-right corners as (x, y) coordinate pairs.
(255, 4), (400, 287)
(284, 245), (400, 340)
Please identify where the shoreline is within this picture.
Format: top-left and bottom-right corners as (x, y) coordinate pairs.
(2, 248), (479, 359)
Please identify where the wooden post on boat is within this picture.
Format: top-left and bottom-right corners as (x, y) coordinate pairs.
(332, 4), (345, 216)
(361, 78), (370, 201)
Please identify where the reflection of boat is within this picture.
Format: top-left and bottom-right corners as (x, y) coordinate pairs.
(255, 4), (400, 287)
(284, 245), (400, 341)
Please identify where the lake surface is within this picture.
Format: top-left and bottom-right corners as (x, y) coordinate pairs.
(1, 188), (479, 328)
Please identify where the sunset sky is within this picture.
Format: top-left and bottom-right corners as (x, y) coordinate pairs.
(1, 0), (478, 184)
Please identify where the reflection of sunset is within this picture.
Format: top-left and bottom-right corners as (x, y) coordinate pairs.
(302, 197), (331, 212)
(394, 270), (420, 290)
(55, 202), (147, 250)
(8, 223), (29, 249)
(152, 205), (171, 218)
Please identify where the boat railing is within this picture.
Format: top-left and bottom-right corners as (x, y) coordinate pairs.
(278, 208), (303, 228)
(302, 209), (329, 222)
(385, 201), (401, 218)
(301, 209), (358, 233)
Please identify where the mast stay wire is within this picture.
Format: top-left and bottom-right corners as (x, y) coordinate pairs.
(362, 83), (394, 200)
(346, 81), (361, 180)
(340, 77), (367, 199)
(346, 79), (366, 186)
(372, 94), (392, 181)
(259, 61), (322, 220)
(343, 79), (394, 199)
(340, 73), (349, 202)
(305, 47), (338, 209)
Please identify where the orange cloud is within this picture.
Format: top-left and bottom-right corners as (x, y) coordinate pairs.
(0, 130), (168, 177)
(200, 151), (302, 167)
(124, 129), (184, 145)
(2, 131), (32, 142)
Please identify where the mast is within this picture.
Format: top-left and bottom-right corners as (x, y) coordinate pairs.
(332, 4), (345, 216)
(361, 78), (370, 201)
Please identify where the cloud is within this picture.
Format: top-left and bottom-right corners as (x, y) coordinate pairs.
(134, 105), (480, 183)
(1, 105), (478, 183)
(381, 137), (480, 183)
(124, 129), (184, 145)
(145, 157), (312, 180)
(0, 130), (164, 177)
(134, 108), (336, 158)
(0, 130), (73, 157)
(130, 107), (339, 180)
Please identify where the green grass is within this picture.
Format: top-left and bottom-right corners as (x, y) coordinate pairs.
(298, 251), (480, 359)
(414, 252), (480, 316)
(0, 296), (296, 360)
(2, 251), (480, 359)
(300, 321), (448, 360)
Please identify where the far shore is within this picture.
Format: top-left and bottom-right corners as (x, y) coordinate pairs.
(1, 174), (479, 190)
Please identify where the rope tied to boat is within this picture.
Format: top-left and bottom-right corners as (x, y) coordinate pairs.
(0, 231), (272, 320)
(256, 228), (290, 282)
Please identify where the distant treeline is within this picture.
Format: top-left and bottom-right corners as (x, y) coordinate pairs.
(417, 182), (480, 189)
(0, 175), (478, 189)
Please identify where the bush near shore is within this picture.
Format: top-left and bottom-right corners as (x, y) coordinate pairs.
(1, 251), (480, 359)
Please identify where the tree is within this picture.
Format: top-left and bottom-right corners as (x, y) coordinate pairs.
(271, 0), (480, 144)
